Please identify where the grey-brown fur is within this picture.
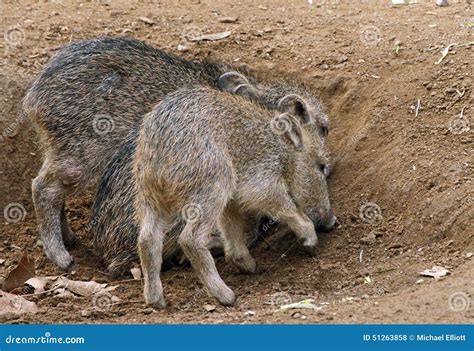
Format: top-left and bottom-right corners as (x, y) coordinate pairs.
(90, 129), (262, 277)
(133, 86), (334, 308)
(23, 37), (330, 271)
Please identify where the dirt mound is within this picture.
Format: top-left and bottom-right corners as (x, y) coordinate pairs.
(0, 0), (472, 323)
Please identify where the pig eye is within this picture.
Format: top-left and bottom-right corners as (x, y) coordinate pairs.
(319, 164), (329, 177)
(320, 126), (329, 137)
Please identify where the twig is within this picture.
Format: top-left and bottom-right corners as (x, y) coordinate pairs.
(415, 99), (421, 117)
(435, 42), (474, 65)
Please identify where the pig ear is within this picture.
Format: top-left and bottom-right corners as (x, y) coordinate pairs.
(271, 113), (304, 150)
(218, 72), (262, 99)
(278, 94), (311, 125)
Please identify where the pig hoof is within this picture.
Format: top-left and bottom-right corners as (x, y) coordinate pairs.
(216, 287), (237, 306)
(149, 300), (167, 310)
(64, 259), (76, 273)
(301, 239), (317, 255)
(64, 234), (77, 248)
(145, 294), (167, 309)
(233, 256), (257, 274)
(51, 251), (75, 272)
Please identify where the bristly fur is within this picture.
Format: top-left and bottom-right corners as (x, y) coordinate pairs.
(23, 36), (330, 271)
(133, 86), (334, 307)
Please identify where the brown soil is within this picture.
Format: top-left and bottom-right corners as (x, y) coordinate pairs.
(1, 0), (473, 324)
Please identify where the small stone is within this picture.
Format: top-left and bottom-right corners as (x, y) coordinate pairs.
(436, 0), (448, 6)
(465, 252), (473, 259)
(80, 309), (92, 317)
(138, 16), (154, 25)
(360, 233), (377, 245)
(218, 16), (238, 23)
(416, 279), (424, 284)
(177, 45), (188, 52)
(336, 55), (348, 64)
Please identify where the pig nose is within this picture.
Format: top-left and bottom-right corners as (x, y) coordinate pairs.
(316, 209), (336, 232)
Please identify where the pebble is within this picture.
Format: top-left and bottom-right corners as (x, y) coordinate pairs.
(138, 16), (154, 25)
(80, 310), (92, 317)
(218, 16), (238, 23)
(142, 308), (154, 315)
(360, 233), (377, 245)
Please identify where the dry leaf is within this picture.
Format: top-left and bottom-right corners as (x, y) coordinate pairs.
(279, 299), (320, 311)
(419, 266), (450, 279)
(23, 276), (56, 294)
(203, 304), (216, 312)
(52, 277), (118, 296)
(2, 251), (35, 292)
(0, 291), (38, 322)
(190, 31), (231, 42)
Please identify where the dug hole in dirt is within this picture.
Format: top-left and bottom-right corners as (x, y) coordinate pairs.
(0, 0), (472, 324)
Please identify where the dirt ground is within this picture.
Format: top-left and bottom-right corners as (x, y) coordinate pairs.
(0, 0), (473, 324)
